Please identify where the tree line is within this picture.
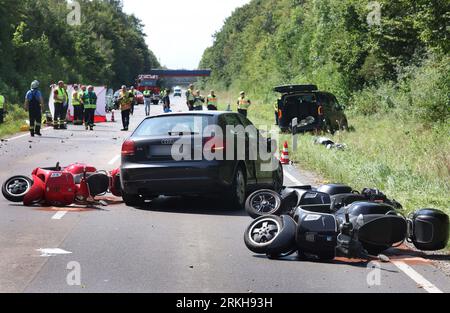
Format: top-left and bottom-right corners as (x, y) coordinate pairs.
(199, 0), (449, 123)
(0, 0), (160, 103)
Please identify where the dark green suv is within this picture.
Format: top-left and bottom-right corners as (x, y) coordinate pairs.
(275, 85), (348, 134)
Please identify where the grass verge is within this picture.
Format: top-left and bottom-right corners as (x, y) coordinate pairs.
(0, 105), (28, 139)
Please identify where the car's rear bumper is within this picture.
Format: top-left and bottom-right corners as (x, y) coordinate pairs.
(120, 160), (233, 196)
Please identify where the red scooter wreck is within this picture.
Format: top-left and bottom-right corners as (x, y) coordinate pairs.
(1, 163), (122, 207)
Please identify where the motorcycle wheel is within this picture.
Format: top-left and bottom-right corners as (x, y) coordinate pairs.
(362, 243), (390, 256)
(245, 189), (282, 219)
(318, 252), (336, 261)
(2, 176), (33, 203)
(297, 250), (335, 261)
(244, 215), (296, 255)
(267, 250), (296, 260)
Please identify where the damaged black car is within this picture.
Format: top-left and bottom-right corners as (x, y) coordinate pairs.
(275, 85), (349, 134)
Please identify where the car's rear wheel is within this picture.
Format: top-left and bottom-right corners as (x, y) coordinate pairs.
(340, 117), (349, 131)
(273, 161), (283, 193)
(323, 119), (335, 135)
(122, 192), (144, 207)
(227, 167), (246, 210)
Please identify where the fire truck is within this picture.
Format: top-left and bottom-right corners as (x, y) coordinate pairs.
(136, 74), (161, 94)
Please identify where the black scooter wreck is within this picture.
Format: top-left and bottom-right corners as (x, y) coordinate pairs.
(243, 184), (449, 260)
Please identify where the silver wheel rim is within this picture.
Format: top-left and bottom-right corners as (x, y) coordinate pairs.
(250, 192), (280, 214)
(236, 170), (245, 205)
(5, 178), (31, 197)
(248, 218), (281, 246)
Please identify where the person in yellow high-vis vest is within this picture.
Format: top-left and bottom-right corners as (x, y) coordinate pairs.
(82, 86), (97, 131)
(237, 91), (251, 117)
(118, 85), (133, 131)
(206, 90), (218, 111)
(61, 84), (70, 128)
(53, 81), (68, 129)
(79, 85), (86, 119)
(193, 90), (205, 111)
(0, 92), (5, 124)
(186, 84), (195, 111)
(274, 99), (280, 126)
(129, 86), (137, 115)
(143, 87), (152, 116)
(72, 85), (84, 125)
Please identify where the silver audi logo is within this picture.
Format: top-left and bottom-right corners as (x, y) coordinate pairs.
(161, 139), (175, 145)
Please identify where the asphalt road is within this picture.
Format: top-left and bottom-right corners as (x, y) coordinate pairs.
(0, 97), (449, 293)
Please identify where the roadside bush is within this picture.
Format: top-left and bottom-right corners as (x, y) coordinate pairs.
(349, 54), (450, 123)
(0, 104), (28, 138)
(349, 82), (397, 116)
(406, 55), (450, 123)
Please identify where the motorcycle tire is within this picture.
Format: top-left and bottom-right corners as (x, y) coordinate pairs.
(245, 189), (283, 219)
(244, 215), (296, 255)
(2, 176), (33, 203)
(267, 250), (296, 260)
(317, 252), (336, 261)
(362, 243), (390, 256)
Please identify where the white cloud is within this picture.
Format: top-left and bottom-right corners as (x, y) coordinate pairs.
(122, 0), (250, 69)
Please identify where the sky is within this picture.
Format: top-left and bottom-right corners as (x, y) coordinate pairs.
(122, 0), (250, 70)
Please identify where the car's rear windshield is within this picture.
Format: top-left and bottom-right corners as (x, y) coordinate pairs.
(133, 115), (214, 137)
(286, 93), (317, 104)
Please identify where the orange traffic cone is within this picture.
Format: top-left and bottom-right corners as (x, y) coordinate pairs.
(280, 141), (290, 165)
(111, 110), (115, 122)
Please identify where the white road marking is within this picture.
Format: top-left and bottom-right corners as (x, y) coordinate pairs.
(283, 167), (304, 185)
(51, 211), (68, 220)
(6, 133), (29, 141)
(108, 154), (121, 165)
(6, 127), (52, 141)
(37, 248), (72, 257)
(392, 261), (443, 293)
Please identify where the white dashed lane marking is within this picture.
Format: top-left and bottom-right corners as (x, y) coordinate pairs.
(392, 261), (443, 293)
(108, 154), (121, 165)
(51, 211), (68, 220)
(6, 127), (52, 141)
(283, 166), (304, 185)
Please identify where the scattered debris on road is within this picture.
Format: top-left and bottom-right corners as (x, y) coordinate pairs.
(314, 137), (347, 150)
